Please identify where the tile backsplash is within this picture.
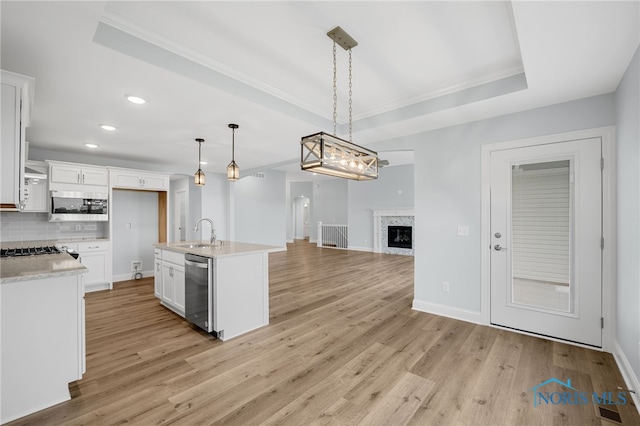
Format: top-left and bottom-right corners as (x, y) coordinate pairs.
(0, 212), (108, 243)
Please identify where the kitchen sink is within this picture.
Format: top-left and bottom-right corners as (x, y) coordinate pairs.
(177, 243), (212, 249)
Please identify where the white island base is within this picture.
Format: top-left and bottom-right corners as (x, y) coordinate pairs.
(0, 274), (85, 424)
(214, 251), (269, 340)
(153, 240), (282, 341)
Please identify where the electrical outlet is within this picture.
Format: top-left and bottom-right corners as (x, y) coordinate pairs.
(457, 226), (469, 236)
(131, 261), (142, 272)
(442, 281), (450, 292)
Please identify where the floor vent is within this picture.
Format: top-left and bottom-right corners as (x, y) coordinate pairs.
(596, 405), (622, 424)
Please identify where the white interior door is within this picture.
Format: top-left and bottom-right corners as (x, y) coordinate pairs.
(490, 137), (602, 347)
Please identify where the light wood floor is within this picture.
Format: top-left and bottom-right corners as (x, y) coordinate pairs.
(9, 241), (639, 425)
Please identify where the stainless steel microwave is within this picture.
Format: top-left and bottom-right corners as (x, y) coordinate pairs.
(49, 191), (108, 222)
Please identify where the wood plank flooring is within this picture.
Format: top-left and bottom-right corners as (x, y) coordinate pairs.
(9, 241), (639, 425)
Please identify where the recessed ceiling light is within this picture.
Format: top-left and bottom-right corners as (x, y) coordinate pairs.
(85, 143), (99, 149)
(200, 161), (208, 165)
(100, 124), (116, 131)
(126, 95), (146, 104)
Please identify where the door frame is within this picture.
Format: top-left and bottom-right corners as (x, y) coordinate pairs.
(480, 126), (616, 351)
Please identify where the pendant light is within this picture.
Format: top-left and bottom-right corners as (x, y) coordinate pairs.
(300, 26), (378, 181)
(194, 138), (205, 186)
(227, 123), (240, 181)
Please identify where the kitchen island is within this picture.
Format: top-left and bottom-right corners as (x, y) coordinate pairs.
(152, 240), (283, 341)
(0, 251), (87, 425)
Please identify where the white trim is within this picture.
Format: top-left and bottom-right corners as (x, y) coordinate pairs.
(412, 299), (482, 325)
(480, 126), (616, 351)
(112, 270), (153, 283)
(372, 208), (415, 254)
(347, 245), (374, 253)
(613, 341), (640, 414)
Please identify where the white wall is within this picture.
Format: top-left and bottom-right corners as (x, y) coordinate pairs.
(347, 164), (415, 251)
(615, 46), (640, 382)
(363, 94), (615, 315)
(111, 189), (158, 279)
(233, 170), (286, 247)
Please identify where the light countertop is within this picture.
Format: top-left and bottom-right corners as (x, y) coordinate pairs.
(0, 253), (87, 284)
(0, 238), (109, 249)
(153, 240), (285, 258)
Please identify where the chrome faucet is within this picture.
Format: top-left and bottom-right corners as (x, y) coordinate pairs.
(193, 218), (216, 245)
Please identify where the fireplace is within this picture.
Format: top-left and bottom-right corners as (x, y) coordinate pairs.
(387, 226), (412, 249)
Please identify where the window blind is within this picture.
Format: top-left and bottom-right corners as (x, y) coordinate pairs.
(511, 164), (571, 284)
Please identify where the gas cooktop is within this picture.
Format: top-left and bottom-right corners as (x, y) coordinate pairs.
(0, 246), (62, 258)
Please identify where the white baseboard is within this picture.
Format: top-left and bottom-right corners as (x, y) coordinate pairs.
(112, 270), (153, 283)
(412, 299), (482, 325)
(347, 246), (373, 252)
(613, 340), (640, 413)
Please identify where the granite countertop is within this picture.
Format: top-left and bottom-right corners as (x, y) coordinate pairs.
(0, 253), (87, 284)
(154, 240), (285, 258)
(0, 238), (109, 249)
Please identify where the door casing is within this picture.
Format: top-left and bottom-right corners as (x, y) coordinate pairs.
(480, 126), (616, 351)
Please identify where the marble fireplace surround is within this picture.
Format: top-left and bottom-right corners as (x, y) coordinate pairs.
(373, 208), (415, 255)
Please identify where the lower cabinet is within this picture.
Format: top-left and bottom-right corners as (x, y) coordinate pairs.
(57, 240), (112, 293)
(159, 250), (185, 316)
(154, 249), (162, 299)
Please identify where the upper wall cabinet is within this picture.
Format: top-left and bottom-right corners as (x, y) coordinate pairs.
(1, 70), (34, 211)
(109, 168), (170, 191)
(48, 161), (108, 192)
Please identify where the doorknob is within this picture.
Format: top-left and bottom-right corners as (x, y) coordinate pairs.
(494, 244), (508, 251)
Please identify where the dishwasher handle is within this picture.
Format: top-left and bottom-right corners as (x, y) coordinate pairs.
(184, 259), (209, 269)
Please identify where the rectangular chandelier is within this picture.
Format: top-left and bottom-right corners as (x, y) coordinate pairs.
(300, 132), (378, 181)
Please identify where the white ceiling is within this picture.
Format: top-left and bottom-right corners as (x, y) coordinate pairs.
(1, 1), (638, 181)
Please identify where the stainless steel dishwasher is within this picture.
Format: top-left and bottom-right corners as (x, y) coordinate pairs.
(184, 254), (216, 336)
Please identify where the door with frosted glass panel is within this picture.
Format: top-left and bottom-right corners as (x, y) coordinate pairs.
(490, 138), (602, 347)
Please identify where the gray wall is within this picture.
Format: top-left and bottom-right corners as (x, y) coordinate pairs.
(410, 94), (615, 313)
(234, 170), (286, 247)
(313, 179), (348, 225)
(200, 173), (228, 241)
(112, 189), (158, 279)
(347, 164), (415, 250)
(615, 46), (640, 380)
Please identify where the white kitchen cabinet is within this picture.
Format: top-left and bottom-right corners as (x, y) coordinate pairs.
(49, 162), (108, 188)
(1, 70), (34, 211)
(154, 249), (162, 298)
(160, 250), (185, 316)
(57, 240), (112, 293)
(109, 168), (170, 191)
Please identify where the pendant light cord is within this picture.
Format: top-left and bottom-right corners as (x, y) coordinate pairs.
(348, 47), (353, 143)
(231, 128), (235, 161)
(332, 37), (337, 136)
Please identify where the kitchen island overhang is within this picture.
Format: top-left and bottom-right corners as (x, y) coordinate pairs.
(153, 240), (284, 341)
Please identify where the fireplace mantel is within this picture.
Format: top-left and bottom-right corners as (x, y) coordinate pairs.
(372, 208), (415, 254)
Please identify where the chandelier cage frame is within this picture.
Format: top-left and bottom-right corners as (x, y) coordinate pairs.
(300, 131), (378, 181)
(300, 26), (378, 181)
